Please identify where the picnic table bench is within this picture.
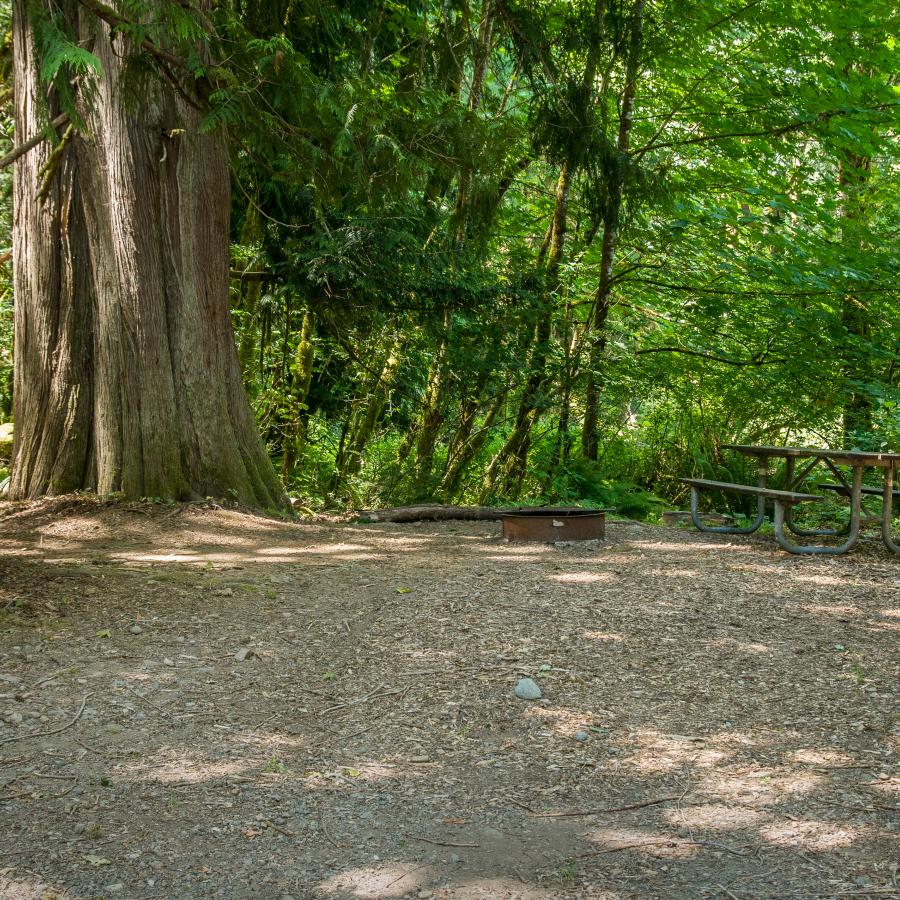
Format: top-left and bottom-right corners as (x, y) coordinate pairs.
(679, 478), (825, 553)
(680, 445), (900, 555)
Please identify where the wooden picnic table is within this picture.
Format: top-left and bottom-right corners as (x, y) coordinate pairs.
(681, 444), (900, 555)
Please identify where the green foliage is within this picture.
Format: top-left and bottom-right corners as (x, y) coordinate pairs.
(4, 0), (899, 509)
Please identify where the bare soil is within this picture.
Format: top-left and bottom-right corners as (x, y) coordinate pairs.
(0, 498), (897, 900)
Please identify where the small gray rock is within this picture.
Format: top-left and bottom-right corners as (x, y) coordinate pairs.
(514, 678), (542, 701)
(234, 647), (255, 662)
(163, 657), (175, 667)
(129, 625), (143, 635)
(575, 730), (589, 742)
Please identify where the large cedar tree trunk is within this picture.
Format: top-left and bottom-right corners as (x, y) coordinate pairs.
(11, 0), (287, 508)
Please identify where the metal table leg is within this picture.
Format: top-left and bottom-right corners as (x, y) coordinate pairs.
(882, 464), (899, 554)
(688, 456), (766, 534)
(783, 456), (849, 537)
(773, 465), (863, 555)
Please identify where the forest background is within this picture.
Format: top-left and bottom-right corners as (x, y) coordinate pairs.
(0, 0), (897, 516)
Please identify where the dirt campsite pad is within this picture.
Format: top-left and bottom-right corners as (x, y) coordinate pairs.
(0, 499), (897, 899)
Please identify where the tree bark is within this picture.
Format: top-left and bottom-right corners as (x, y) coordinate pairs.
(11, 0), (287, 509)
(581, 0), (645, 461)
(839, 150), (873, 445)
(482, 159), (571, 498)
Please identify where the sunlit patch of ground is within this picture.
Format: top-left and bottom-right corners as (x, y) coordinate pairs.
(549, 572), (616, 584)
(665, 803), (764, 831)
(621, 730), (731, 775)
(582, 630), (626, 642)
(698, 768), (825, 807)
(758, 819), (866, 851)
(0, 873), (76, 899)
(317, 863), (430, 898)
(585, 826), (700, 858)
(118, 748), (256, 784)
(792, 748), (858, 767)
(793, 602), (861, 617)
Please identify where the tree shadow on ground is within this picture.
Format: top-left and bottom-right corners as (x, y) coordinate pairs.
(0, 501), (896, 898)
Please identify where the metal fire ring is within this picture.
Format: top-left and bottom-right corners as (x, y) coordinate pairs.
(500, 507), (607, 542)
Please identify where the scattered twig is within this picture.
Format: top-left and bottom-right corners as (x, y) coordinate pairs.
(320, 684), (401, 716)
(573, 840), (690, 857)
(0, 790), (29, 802)
(31, 669), (72, 689)
(318, 809), (343, 848)
(53, 778), (79, 798)
(124, 685), (175, 724)
(715, 884), (743, 900)
(814, 799), (898, 814)
(0, 694), (90, 746)
(72, 739), (136, 760)
(511, 794), (679, 818)
(29, 771), (76, 780)
(406, 833), (480, 848)
(265, 820), (295, 837)
(572, 837), (755, 859)
(829, 890), (900, 897)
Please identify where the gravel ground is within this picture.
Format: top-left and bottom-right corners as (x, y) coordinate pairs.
(0, 498), (897, 899)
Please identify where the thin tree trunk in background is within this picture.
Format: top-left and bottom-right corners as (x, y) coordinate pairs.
(339, 336), (403, 480)
(411, 311), (452, 494)
(581, 0), (644, 462)
(281, 307), (316, 479)
(441, 388), (503, 498)
(236, 205), (264, 375)
(10, 0), (287, 508)
(483, 159), (571, 497)
(839, 149), (873, 445)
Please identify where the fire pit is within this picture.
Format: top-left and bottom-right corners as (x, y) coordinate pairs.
(500, 507), (606, 542)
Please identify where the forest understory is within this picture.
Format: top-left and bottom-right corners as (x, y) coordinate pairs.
(0, 498), (897, 899)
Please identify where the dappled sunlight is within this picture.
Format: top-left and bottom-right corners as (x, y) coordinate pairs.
(0, 873), (76, 899)
(585, 826), (700, 858)
(230, 732), (309, 752)
(521, 703), (594, 737)
(867, 777), (900, 799)
(550, 571), (615, 584)
(665, 803), (764, 831)
(790, 573), (855, 586)
(631, 540), (753, 554)
(759, 819), (866, 851)
(119, 747), (256, 784)
(583, 629), (626, 642)
(483, 553), (553, 562)
(707, 637), (770, 654)
(442, 877), (566, 899)
(708, 731), (762, 749)
(318, 863), (430, 897)
(619, 730), (730, 774)
(300, 761), (418, 789)
(256, 544), (372, 555)
(2, 503), (897, 899)
(698, 768), (824, 807)
(647, 568), (700, 578)
(792, 602), (860, 617)
(792, 748), (857, 767)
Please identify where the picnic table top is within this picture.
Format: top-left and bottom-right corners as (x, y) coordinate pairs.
(722, 444), (900, 466)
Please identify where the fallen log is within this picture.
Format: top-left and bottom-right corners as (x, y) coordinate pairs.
(355, 504), (505, 523)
